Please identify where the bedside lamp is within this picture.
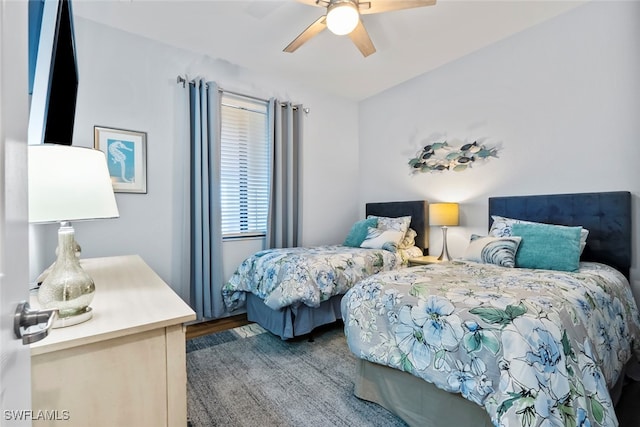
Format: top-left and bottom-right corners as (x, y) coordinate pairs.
(429, 203), (459, 261)
(29, 144), (119, 328)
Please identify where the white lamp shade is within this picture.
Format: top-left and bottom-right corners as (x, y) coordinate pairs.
(429, 203), (459, 227)
(28, 144), (120, 223)
(326, 1), (359, 35)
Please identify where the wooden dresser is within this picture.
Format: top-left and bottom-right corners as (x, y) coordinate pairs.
(30, 255), (196, 427)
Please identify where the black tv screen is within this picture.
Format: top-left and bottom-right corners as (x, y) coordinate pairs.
(29, 0), (78, 146)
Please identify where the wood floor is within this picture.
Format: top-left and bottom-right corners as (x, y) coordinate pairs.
(185, 313), (250, 340)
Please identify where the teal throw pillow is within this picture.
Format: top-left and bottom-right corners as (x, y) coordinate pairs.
(512, 222), (582, 272)
(490, 215), (589, 254)
(343, 218), (378, 247)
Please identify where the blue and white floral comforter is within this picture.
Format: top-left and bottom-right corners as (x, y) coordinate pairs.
(223, 245), (418, 311)
(342, 260), (640, 427)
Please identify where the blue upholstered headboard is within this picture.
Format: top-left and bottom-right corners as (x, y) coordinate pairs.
(366, 200), (429, 254)
(488, 191), (632, 278)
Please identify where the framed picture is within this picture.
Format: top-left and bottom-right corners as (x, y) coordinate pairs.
(94, 126), (147, 193)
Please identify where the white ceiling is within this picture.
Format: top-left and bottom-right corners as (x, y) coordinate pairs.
(72, 0), (587, 101)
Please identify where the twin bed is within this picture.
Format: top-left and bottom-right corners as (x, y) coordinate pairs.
(222, 200), (429, 339)
(342, 191), (639, 427)
(222, 191), (639, 426)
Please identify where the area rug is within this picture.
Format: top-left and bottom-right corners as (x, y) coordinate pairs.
(186, 322), (407, 427)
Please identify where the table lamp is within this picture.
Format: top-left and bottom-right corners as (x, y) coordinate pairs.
(429, 202), (459, 261)
(28, 144), (119, 327)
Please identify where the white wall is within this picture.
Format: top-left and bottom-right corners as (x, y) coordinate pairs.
(358, 2), (640, 300)
(31, 2), (640, 308)
(31, 17), (361, 303)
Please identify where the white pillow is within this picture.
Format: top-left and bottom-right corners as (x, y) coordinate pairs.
(360, 227), (405, 252)
(489, 215), (589, 254)
(462, 234), (522, 268)
(367, 215), (411, 235)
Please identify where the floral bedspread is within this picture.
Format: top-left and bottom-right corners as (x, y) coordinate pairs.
(223, 245), (416, 311)
(342, 260), (640, 427)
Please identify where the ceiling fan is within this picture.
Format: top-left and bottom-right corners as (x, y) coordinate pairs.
(284, 0), (437, 57)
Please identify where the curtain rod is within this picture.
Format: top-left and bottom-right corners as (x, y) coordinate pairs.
(176, 75), (268, 103)
(176, 75), (308, 113)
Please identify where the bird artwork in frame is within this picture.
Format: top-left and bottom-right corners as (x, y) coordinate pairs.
(94, 126), (147, 193)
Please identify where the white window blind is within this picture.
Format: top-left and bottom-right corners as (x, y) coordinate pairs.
(220, 93), (270, 238)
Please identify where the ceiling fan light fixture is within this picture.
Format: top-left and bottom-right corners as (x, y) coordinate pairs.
(326, 1), (359, 36)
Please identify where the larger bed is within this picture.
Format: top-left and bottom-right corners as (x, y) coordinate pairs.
(342, 191), (640, 427)
(222, 200), (429, 339)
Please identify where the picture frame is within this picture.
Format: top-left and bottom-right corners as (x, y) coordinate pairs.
(94, 126), (147, 193)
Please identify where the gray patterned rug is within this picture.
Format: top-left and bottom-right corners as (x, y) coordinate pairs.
(186, 322), (407, 427)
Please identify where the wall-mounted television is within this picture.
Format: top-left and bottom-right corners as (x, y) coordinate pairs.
(28, 0), (78, 146)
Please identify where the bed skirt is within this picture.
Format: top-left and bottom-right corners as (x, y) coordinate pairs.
(246, 293), (343, 340)
(354, 359), (493, 427)
(354, 359), (629, 427)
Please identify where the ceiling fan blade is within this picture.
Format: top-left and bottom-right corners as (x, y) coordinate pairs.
(295, 0), (329, 8)
(283, 15), (327, 53)
(358, 0), (436, 15)
(348, 20), (376, 57)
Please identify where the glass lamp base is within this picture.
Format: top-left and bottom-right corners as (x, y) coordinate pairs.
(53, 307), (93, 328)
(40, 224), (96, 329)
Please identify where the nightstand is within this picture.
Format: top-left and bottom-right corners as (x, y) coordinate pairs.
(408, 255), (442, 266)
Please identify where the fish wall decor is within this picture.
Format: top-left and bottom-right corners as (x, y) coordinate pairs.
(408, 140), (499, 173)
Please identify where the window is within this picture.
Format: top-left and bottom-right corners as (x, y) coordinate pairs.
(220, 93), (270, 238)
